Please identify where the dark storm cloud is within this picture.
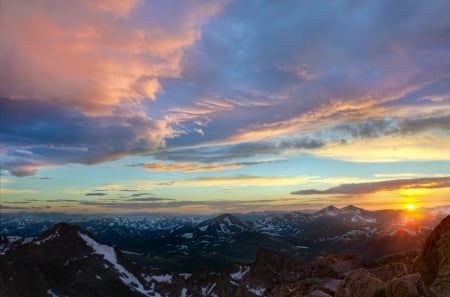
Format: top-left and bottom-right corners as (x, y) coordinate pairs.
(292, 176), (450, 195)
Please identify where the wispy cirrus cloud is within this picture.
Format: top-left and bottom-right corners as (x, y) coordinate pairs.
(165, 175), (317, 187)
(128, 160), (284, 172)
(152, 137), (324, 165)
(77, 198), (294, 212)
(0, 188), (36, 194)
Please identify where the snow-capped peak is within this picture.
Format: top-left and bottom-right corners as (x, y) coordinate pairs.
(315, 205), (340, 217)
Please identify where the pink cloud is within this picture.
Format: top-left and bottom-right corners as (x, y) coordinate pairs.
(0, 0), (226, 114)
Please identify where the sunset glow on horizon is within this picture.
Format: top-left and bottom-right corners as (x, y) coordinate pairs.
(1, 1), (450, 214)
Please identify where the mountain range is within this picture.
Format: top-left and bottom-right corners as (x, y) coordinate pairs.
(2, 205), (449, 273)
(1, 210), (449, 296)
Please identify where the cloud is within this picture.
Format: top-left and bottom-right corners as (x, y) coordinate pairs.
(130, 193), (154, 197)
(332, 115), (450, 139)
(159, 0), (450, 159)
(0, 0), (227, 114)
(127, 197), (173, 202)
(1, 0), (450, 176)
(0, 188), (36, 194)
(85, 192), (108, 196)
(153, 137), (324, 164)
(292, 176), (450, 195)
(165, 175), (316, 187)
(128, 160), (284, 172)
(313, 134), (450, 162)
(0, 98), (172, 176)
(78, 198), (283, 211)
(0, 204), (28, 210)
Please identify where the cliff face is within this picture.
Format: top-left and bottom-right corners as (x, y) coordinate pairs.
(414, 215), (450, 297)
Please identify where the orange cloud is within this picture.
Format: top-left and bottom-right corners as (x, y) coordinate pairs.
(0, 0), (226, 114)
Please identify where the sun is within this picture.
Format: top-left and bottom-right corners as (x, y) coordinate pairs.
(406, 203), (415, 211)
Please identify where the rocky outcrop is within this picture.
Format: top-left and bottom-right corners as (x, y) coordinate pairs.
(385, 273), (435, 297)
(369, 262), (409, 282)
(335, 268), (386, 297)
(414, 215), (450, 297)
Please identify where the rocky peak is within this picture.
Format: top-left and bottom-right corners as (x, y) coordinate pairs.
(341, 205), (364, 213)
(315, 205), (341, 217)
(0, 223), (150, 297)
(198, 213), (252, 234)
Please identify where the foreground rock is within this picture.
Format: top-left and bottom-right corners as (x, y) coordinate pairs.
(414, 215), (450, 297)
(385, 273), (434, 297)
(335, 268), (385, 297)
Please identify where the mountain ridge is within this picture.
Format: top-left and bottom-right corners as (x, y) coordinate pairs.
(2, 215), (449, 296)
(2, 205), (449, 273)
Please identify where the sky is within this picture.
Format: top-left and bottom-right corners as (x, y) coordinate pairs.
(1, 0), (450, 214)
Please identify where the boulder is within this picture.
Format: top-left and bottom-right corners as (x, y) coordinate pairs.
(369, 262), (409, 282)
(335, 268), (386, 297)
(385, 273), (435, 297)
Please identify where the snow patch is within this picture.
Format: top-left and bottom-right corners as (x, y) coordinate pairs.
(144, 274), (172, 283)
(224, 216), (232, 225)
(78, 232), (153, 296)
(34, 232), (59, 245)
(200, 283), (216, 296)
(247, 286), (266, 296)
(181, 233), (193, 239)
(219, 223), (230, 234)
(351, 215), (376, 223)
(199, 225), (209, 232)
(23, 237), (34, 244)
(401, 228), (417, 236)
(230, 265), (250, 281)
(181, 288), (188, 297)
(0, 236), (28, 254)
(47, 289), (59, 297)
